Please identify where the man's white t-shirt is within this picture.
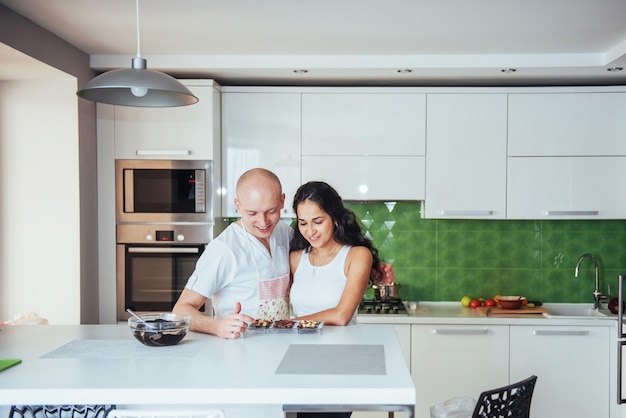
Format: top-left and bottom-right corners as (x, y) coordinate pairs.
(185, 221), (291, 319)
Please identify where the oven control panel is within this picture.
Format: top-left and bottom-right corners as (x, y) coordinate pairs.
(117, 223), (212, 244)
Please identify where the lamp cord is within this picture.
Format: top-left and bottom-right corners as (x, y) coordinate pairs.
(135, 0), (141, 58)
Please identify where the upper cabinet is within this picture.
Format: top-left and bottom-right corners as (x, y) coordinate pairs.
(508, 92), (626, 156)
(507, 90), (626, 219)
(301, 93), (426, 200)
(217, 86), (626, 219)
(425, 94), (507, 219)
(507, 156), (626, 219)
(301, 93), (426, 155)
(113, 80), (221, 160)
(221, 92), (301, 217)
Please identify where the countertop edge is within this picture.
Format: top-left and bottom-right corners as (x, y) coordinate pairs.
(357, 302), (619, 326)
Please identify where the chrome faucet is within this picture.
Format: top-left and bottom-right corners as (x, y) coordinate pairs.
(574, 253), (602, 309)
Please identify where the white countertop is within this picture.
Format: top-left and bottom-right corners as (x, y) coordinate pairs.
(0, 324), (414, 412)
(357, 302), (619, 326)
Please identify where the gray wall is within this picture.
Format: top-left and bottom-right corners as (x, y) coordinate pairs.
(1, 5), (100, 323)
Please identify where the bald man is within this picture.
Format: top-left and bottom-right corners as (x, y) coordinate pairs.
(173, 168), (291, 338)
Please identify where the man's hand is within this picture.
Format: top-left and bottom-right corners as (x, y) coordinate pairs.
(215, 301), (254, 339)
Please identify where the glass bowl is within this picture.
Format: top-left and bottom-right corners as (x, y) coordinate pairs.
(128, 313), (191, 347)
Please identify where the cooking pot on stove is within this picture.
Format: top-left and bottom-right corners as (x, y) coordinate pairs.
(372, 283), (400, 300)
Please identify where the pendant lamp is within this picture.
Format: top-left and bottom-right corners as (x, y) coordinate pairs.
(77, 0), (198, 107)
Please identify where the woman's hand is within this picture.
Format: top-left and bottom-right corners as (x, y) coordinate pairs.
(380, 263), (396, 285)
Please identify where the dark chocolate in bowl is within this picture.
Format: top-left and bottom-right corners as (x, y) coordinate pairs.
(128, 314), (190, 347)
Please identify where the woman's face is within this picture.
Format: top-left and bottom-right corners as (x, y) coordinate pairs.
(296, 200), (335, 248)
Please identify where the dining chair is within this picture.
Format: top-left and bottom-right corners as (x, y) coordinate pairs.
(471, 375), (538, 418)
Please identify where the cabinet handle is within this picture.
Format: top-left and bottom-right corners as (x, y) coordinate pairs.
(532, 329), (589, 336)
(440, 210), (494, 217)
(128, 247), (200, 254)
(136, 150), (191, 156)
(432, 328), (489, 335)
(544, 210), (598, 216)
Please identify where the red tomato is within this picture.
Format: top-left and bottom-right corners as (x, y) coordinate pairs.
(469, 299), (482, 309)
(484, 299), (497, 307)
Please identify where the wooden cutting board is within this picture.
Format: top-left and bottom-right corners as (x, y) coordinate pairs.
(477, 306), (548, 315)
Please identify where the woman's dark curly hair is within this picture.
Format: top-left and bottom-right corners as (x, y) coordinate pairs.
(290, 181), (383, 284)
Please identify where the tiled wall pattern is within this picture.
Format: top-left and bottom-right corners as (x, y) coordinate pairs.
(344, 201), (626, 303)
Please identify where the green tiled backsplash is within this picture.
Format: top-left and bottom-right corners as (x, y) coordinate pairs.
(343, 201), (626, 304)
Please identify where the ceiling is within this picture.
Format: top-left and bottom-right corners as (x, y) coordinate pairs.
(2, 0), (626, 86)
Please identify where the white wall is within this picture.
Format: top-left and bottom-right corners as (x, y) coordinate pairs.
(0, 77), (81, 324)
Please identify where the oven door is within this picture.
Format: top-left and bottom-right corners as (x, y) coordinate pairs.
(117, 244), (205, 320)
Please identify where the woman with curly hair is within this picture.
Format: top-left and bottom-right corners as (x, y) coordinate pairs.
(289, 181), (387, 326)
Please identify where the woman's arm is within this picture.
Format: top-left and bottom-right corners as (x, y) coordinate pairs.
(289, 250), (303, 288)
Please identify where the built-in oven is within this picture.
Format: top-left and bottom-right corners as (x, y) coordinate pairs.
(116, 223), (212, 320)
(115, 159), (213, 224)
(115, 159), (215, 320)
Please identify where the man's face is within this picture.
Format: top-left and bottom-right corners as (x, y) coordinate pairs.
(235, 187), (285, 242)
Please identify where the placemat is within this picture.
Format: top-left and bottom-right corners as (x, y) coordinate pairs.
(276, 344), (385, 375)
(42, 339), (202, 359)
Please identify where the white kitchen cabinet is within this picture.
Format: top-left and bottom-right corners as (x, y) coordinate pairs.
(113, 80), (220, 160)
(301, 155), (425, 201)
(507, 156), (626, 219)
(508, 92), (626, 157)
(352, 324), (411, 418)
(221, 92), (301, 217)
(301, 93), (426, 201)
(424, 94), (507, 219)
(301, 93), (426, 156)
(411, 324), (509, 417)
(510, 325), (611, 418)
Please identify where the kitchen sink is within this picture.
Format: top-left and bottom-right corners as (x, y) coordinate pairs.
(542, 304), (612, 319)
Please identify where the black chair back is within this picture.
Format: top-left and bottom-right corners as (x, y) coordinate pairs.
(472, 375), (538, 418)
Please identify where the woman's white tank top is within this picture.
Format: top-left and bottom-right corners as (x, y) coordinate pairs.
(290, 245), (357, 324)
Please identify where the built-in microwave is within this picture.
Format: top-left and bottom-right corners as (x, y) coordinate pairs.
(115, 159), (213, 224)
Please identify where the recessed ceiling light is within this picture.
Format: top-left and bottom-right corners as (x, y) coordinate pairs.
(607, 67), (624, 72)
(293, 69), (309, 74)
(397, 69), (413, 74)
(500, 68), (517, 73)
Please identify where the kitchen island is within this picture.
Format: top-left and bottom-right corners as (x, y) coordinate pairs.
(0, 324), (415, 418)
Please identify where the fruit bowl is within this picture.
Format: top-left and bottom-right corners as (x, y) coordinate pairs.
(498, 296), (525, 310)
(128, 313), (191, 347)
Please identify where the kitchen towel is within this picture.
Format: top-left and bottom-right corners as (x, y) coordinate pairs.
(276, 344), (385, 375)
(0, 358), (22, 372)
(41, 339), (202, 359)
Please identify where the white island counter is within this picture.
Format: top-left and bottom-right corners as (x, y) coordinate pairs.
(0, 324), (415, 418)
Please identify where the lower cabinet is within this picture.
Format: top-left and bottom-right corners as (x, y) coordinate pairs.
(352, 325), (411, 418)
(411, 324), (509, 418)
(510, 325), (611, 418)
(355, 321), (612, 418)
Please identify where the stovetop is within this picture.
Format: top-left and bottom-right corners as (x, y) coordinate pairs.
(358, 298), (408, 315)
